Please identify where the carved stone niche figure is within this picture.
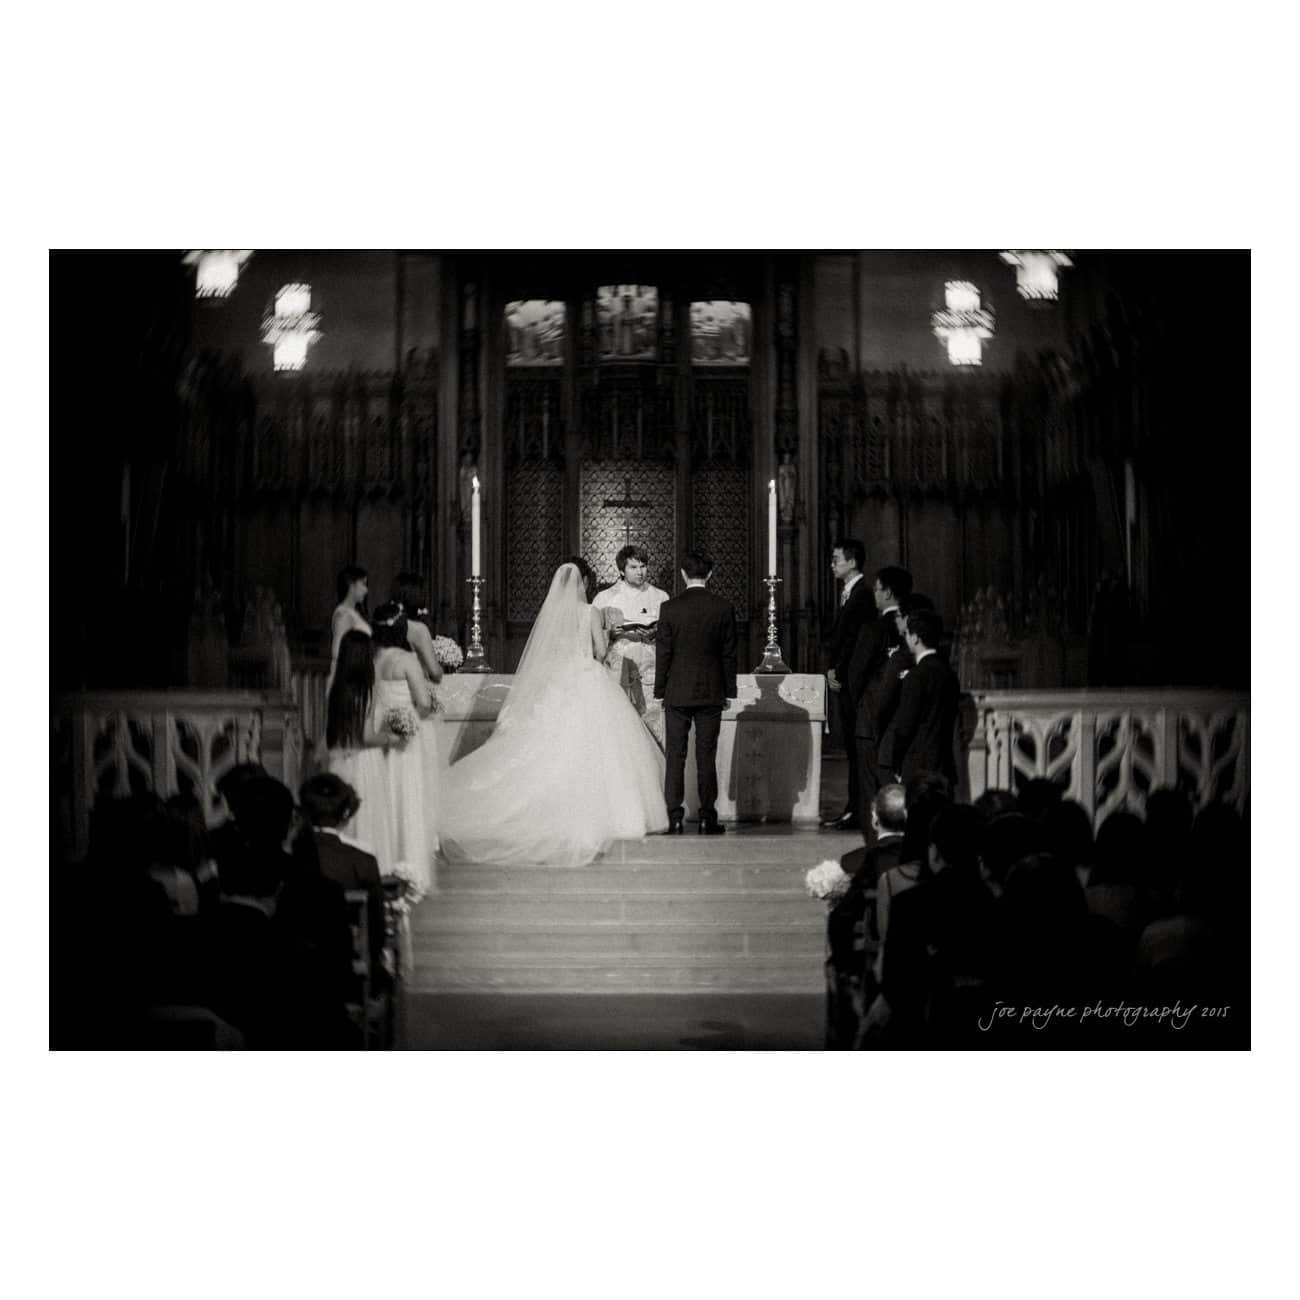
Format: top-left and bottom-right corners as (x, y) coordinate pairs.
(458, 454), (478, 526)
(777, 451), (797, 525)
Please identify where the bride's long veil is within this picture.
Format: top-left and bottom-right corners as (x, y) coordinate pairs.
(498, 562), (589, 728)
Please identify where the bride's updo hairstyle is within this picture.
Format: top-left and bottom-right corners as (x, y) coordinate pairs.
(563, 555), (595, 602)
(371, 601), (410, 650)
(391, 572), (430, 622)
(327, 629), (374, 750)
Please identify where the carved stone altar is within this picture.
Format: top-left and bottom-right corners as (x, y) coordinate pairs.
(436, 673), (826, 826)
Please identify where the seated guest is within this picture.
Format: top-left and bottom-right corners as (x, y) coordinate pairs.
(299, 771), (388, 985)
(202, 775), (354, 1048)
(873, 774), (953, 972)
(995, 852), (1096, 1040)
(209, 761), (270, 879)
(825, 783), (907, 1049)
(1087, 810), (1147, 936)
(977, 811), (1041, 899)
(869, 804), (996, 1047)
(1041, 798), (1095, 891)
(1141, 787), (1195, 921)
(1018, 777), (1066, 825)
(1135, 804), (1248, 1043)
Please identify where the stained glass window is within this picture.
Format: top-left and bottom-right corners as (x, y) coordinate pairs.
(505, 300), (566, 366)
(690, 300), (751, 365)
(597, 284), (657, 360)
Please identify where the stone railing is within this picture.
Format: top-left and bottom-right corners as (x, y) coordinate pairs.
(52, 691), (305, 863)
(290, 657), (331, 750)
(966, 689), (1249, 826)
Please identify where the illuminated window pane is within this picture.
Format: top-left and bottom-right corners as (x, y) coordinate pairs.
(505, 299), (566, 366)
(273, 333), (311, 372)
(690, 301), (751, 366)
(931, 282), (994, 366)
(183, 250), (252, 299)
(1000, 250), (1073, 301)
(597, 284), (657, 360)
(945, 281), (982, 313)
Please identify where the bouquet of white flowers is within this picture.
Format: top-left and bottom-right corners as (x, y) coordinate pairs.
(804, 858), (851, 902)
(430, 635), (464, 670)
(384, 704), (419, 740)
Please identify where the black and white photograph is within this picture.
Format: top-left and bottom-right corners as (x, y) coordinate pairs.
(48, 248), (1250, 1051)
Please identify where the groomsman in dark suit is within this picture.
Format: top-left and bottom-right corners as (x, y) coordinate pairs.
(846, 565), (912, 835)
(654, 550), (738, 835)
(822, 539), (876, 830)
(879, 608), (960, 786)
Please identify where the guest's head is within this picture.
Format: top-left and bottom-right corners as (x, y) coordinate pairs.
(564, 556), (596, 601)
(873, 566), (913, 612)
(88, 793), (162, 875)
(230, 775), (295, 853)
(900, 772), (953, 866)
(1091, 810), (1147, 887)
(371, 602), (409, 650)
(299, 772), (361, 830)
(214, 762), (269, 827)
(1018, 777), (1065, 823)
(928, 805), (984, 876)
(974, 788), (1020, 822)
(871, 783), (908, 838)
(155, 793), (210, 871)
(979, 812), (1042, 892)
(327, 629), (375, 750)
(831, 539), (865, 579)
(391, 572), (429, 622)
(1002, 852), (1089, 939)
(1041, 799), (1094, 875)
(337, 565), (369, 606)
(680, 550), (714, 582)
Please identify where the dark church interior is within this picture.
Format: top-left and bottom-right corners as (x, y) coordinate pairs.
(49, 250), (1249, 1050)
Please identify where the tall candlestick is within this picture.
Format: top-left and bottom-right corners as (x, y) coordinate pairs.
(767, 477), (777, 575)
(471, 475), (481, 577)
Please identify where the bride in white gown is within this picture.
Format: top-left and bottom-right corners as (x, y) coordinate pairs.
(440, 562), (669, 867)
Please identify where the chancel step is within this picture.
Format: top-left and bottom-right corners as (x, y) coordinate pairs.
(408, 831), (858, 994)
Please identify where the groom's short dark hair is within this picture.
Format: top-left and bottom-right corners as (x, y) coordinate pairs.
(680, 550), (713, 579)
(616, 545), (649, 573)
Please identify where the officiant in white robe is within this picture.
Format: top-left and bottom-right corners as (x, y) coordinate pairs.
(592, 545), (669, 748)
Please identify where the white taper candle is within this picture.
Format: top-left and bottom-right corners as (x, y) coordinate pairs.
(767, 477), (777, 576)
(471, 475), (481, 577)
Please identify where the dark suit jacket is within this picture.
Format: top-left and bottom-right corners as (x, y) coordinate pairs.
(847, 610), (903, 736)
(312, 829), (386, 978)
(858, 644), (909, 742)
(826, 577), (875, 685)
(654, 587), (738, 707)
(878, 652), (960, 785)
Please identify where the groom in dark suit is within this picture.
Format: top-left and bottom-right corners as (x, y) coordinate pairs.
(654, 550), (738, 835)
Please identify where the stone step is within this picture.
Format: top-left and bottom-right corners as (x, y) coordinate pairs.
(432, 861), (817, 895)
(411, 920), (825, 959)
(406, 953), (824, 994)
(413, 892), (826, 928)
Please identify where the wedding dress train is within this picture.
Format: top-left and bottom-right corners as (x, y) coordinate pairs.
(440, 564), (668, 868)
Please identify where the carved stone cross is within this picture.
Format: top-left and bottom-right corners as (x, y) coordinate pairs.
(602, 476), (652, 546)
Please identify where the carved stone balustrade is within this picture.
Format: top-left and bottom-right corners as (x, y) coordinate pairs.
(966, 689), (1249, 827)
(52, 691), (305, 863)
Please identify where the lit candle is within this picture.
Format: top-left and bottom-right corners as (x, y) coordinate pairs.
(471, 475), (481, 577)
(767, 478), (777, 576)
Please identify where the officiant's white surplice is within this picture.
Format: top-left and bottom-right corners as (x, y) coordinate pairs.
(593, 578), (669, 746)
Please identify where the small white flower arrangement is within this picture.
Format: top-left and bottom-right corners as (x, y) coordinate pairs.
(385, 705), (420, 740)
(804, 858), (851, 902)
(431, 635), (464, 670)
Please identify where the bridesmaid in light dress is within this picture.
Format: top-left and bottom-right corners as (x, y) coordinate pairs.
(324, 630), (401, 877)
(370, 603), (436, 897)
(391, 572), (445, 855)
(325, 565), (371, 697)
